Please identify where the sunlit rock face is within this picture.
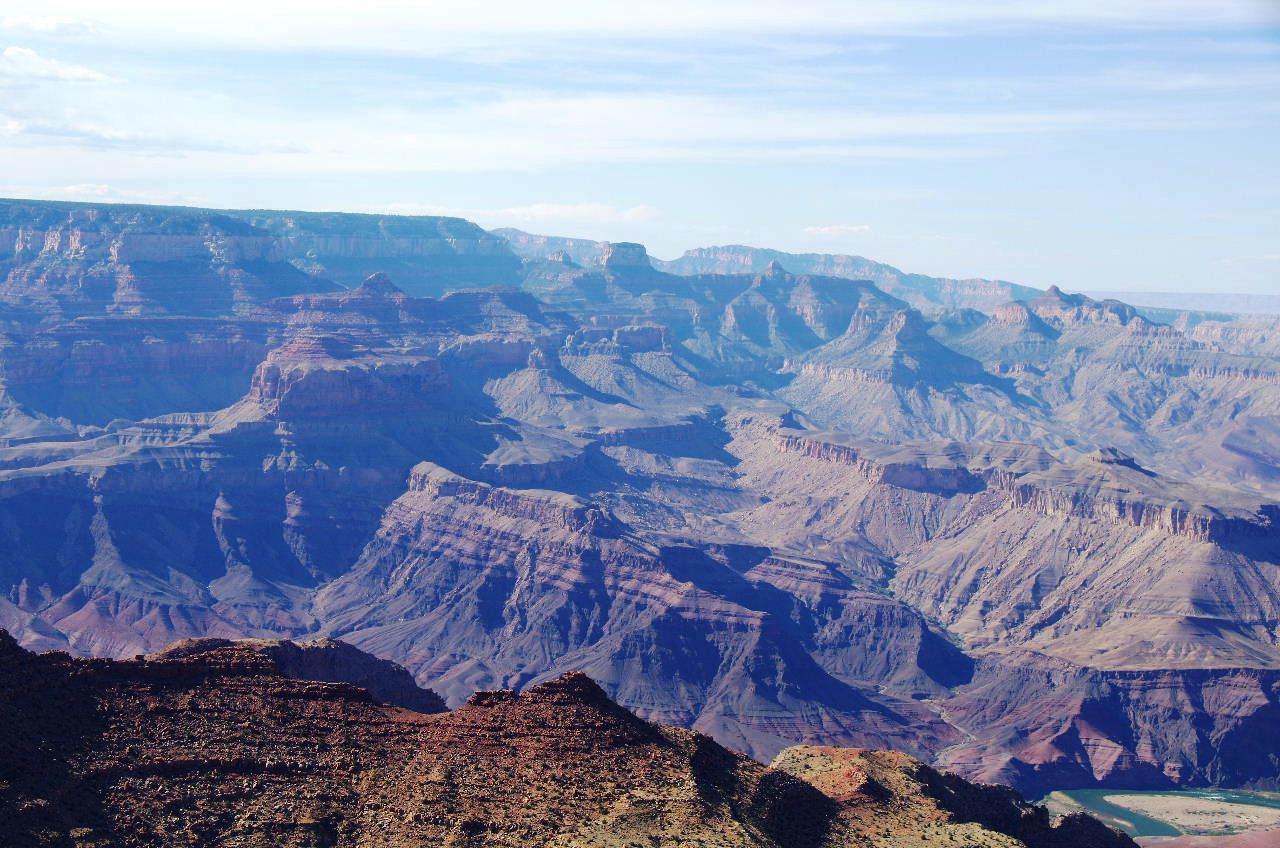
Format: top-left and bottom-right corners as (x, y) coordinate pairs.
(0, 633), (1137, 847)
(1, 199), (1279, 795)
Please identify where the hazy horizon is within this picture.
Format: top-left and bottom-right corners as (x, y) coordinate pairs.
(1, 1), (1278, 294)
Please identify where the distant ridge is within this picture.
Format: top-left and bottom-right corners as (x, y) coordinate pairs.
(495, 228), (1041, 314)
(1084, 290), (1280, 317)
(0, 197), (523, 303)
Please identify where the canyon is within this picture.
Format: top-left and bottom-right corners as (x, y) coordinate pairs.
(2, 198), (1279, 800)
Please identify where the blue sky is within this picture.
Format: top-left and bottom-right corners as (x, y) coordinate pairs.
(1, 1), (1277, 293)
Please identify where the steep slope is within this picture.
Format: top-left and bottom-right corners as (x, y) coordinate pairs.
(931, 286), (1280, 487)
(0, 199), (338, 319)
(0, 631), (1134, 848)
(773, 746), (1134, 847)
(0, 267), (968, 764)
(149, 635), (448, 712)
(0, 280), (579, 658)
(491, 227), (612, 267)
(938, 653), (1280, 795)
(508, 232), (1280, 492)
(313, 462), (966, 762)
(725, 417), (1280, 789)
(779, 306), (1049, 445)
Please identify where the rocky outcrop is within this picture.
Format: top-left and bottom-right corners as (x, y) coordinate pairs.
(1027, 286), (1143, 327)
(774, 746), (1135, 847)
(998, 473), (1277, 546)
(0, 317), (274, 424)
(600, 241), (653, 271)
(0, 201), (343, 319)
(769, 426), (1278, 545)
(0, 631), (1133, 848)
(490, 227), (611, 267)
(771, 430), (983, 494)
(147, 635), (447, 712)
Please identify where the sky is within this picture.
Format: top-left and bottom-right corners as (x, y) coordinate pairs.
(1, 1), (1278, 294)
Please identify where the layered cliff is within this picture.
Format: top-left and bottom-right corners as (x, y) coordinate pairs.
(939, 653), (1280, 796)
(313, 462), (964, 762)
(0, 200), (521, 321)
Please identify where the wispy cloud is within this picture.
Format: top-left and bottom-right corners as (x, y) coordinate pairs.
(279, 95), (1101, 172)
(1049, 37), (1280, 56)
(0, 108), (300, 156)
(0, 182), (204, 205)
(0, 16), (84, 34)
(378, 202), (661, 227)
(805, 224), (872, 235)
(0, 46), (110, 83)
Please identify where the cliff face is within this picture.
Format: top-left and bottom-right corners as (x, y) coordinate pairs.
(148, 635), (448, 713)
(0, 201), (335, 319)
(490, 227), (612, 267)
(313, 462), (964, 763)
(245, 210), (522, 295)
(0, 200), (521, 320)
(736, 420), (1280, 670)
(0, 631), (1134, 848)
(0, 317), (275, 424)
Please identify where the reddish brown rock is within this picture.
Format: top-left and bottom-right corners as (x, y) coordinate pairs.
(0, 631), (1133, 848)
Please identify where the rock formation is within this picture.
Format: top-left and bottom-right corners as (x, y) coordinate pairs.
(0, 630), (1134, 847)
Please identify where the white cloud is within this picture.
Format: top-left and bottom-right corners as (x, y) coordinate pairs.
(255, 94), (1097, 174)
(805, 224), (872, 235)
(490, 203), (661, 224)
(0, 46), (110, 82)
(377, 202), (661, 226)
(0, 16), (81, 33)
(0, 182), (204, 204)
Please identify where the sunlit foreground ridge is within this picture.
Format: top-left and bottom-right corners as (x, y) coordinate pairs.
(0, 630), (1136, 847)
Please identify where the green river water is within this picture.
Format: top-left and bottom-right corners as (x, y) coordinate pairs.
(1041, 788), (1280, 838)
